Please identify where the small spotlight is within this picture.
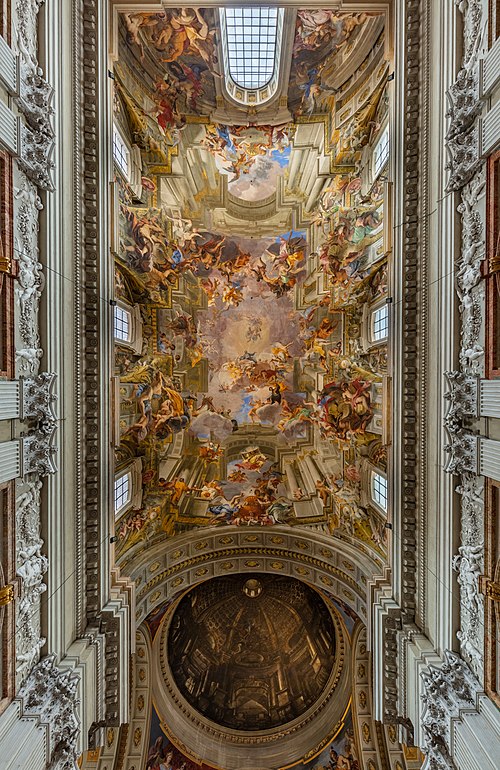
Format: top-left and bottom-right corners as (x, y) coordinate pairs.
(385, 522), (393, 530)
(110, 535), (118, 543)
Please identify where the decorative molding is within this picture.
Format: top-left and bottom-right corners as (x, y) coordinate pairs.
(16, 654), (80, 770)
(456, 472), (484, 546)
(443, 0), (488, 696)
(14, 1), (55, 191)
(443, 428), (478, 475)
(443, 371), (478, 423)
(15, 480), (46, 684)
(445, 0), (484, 191)
(420, 650), (480, 770)
(14, 1), (45, 62)
(456, 171), (486, 375)
(452, 543), (484, 677)
(79, 0), (102, 628)
(128, 525), (373, 627)
(13, 177), (43, 376)
(20, 372), (57, 422)
(19, 373), (59, 477)
(22, 424), (58, 477)
(397, 0), (422, 626)
(18, 122), (55, 192)
(443, 371), (480, 474)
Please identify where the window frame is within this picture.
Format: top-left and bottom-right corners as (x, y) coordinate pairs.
(113, 459), (143, 521)
(112, 300), (143, 354)
(224, 7), (279, 90)
(361, 297), (390, 352)
(113, 303), (132, 344)
(371, 302), (389, 343)
(112, 123), (131, 180)
(372, 122), (390, 181)
(114, 471), (131, 517)
(219, 6), (284, 107)
(371, 470), (388, 513)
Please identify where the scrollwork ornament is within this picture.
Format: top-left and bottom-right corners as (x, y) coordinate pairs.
(455, 473), (484, 545)
(14, 1), (45, 62)
(456, 172), (486, 373)
(13, 177), (43, 375)
(21, 372), (57, 422)
(18, 122), (55, 192)
(443, 430), (477, 475)
(17, 654), (80, 770)
(15, 480), (47, 683)
(443, 371), (478, 431)
(14, 1), (55, 191)
(22, 423), (58, 477)
(420, 650), (479, 770)
(445, 0), (485, 191)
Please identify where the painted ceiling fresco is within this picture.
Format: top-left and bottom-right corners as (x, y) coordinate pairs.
(113, 8), (390, 572)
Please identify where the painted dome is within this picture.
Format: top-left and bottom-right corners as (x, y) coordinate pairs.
(167, 574), (336, 731)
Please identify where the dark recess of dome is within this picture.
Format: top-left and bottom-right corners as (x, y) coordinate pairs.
(167, 573), (336, 731)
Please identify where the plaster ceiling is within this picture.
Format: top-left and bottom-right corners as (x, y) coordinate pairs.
(113, 6), (389, 570)
(110, 2), (393, 764)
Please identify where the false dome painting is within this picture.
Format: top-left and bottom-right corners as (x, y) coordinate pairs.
(167, 574), (336, 731)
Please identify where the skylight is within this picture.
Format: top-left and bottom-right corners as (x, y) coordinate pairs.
(223, 6), (280, 91)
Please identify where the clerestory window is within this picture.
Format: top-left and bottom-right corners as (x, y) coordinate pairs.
(373, 124), (390, 179)
(113, 304), (131, 343)
(371, 304), (389, 342)
(112, 124), (130, 178)
(372, 471), (388, 512)
(114, 472), (131, 515)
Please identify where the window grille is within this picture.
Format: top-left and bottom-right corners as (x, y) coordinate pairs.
(372, 304), (389, 341)
(224, 7), (279, 89)
(114, 305), (131, 342)
(114, 473), (130, 514)
(373, 125), (389, 177)
(112, 125), (130, 177)
(372, 471), (388, 511)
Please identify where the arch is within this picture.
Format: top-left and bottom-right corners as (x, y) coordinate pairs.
(130, 526), (381, 628)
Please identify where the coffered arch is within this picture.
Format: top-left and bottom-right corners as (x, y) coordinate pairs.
(129, 525), (383, 628)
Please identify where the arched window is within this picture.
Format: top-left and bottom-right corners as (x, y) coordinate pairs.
(220, 6), (284, 106)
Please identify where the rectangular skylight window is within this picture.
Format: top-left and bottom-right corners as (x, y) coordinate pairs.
(373, 125), (389, 177)
(112, 124), (130, 178)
